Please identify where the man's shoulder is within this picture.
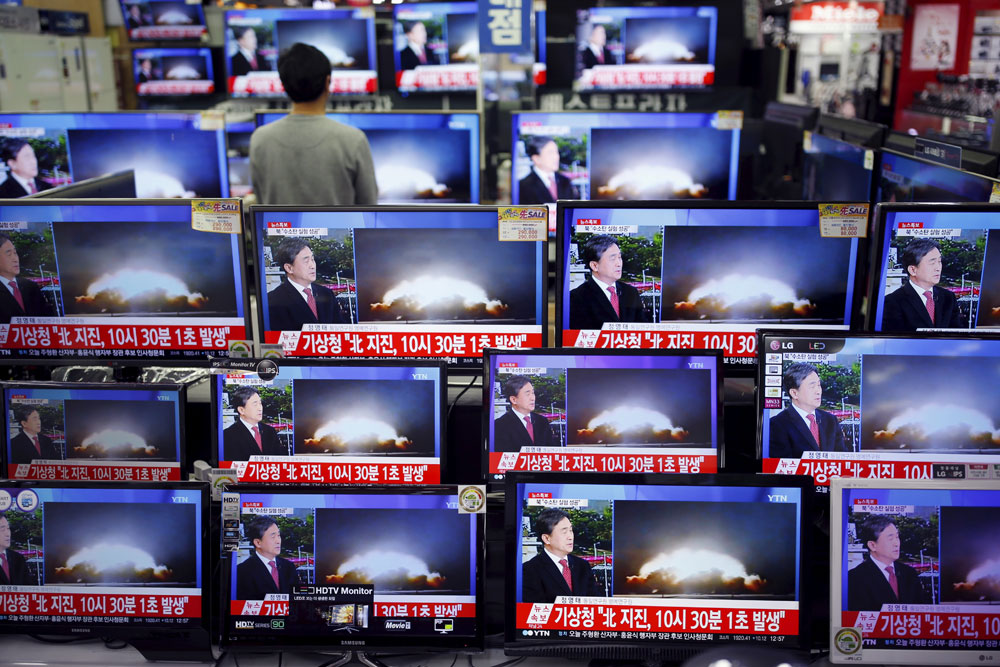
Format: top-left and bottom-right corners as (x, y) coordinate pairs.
(569, 279), (594, 296)
(237, 555), (257, 570)
(935, 285), (958, 302)
(770, 407), (794, 425)
(616, 280), (639, 295)
(884, 286), (909, 304)
(224, 421), (244, 434)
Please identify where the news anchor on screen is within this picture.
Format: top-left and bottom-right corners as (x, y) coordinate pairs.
(223, 386), (286, 461)
(399, 20), (438, 70)
(0, 140), (51, 199)
(0, 232), (53, 324)
(882, 238), (962, 331)
(769, 362), (847, 459)
(518, 136), (579, 205)
(9, 406), (61, 464)
(0, 514), (30, 586)
(494, 375), (555, 452)
(236, 515), (300, 600)
(522, 508), (602, 603)
(267, 237), (346, 332)
(569, 234), (651, 331)
(847, 515), (929, 611)
(579, 24), (613, 69)
(231, 26), (269, 77)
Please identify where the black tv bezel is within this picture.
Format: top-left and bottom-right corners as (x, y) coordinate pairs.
(248, 204), (549, 373)
(0, 480), (212, 646)
(0, 198), (250, 363)
(119, 0), (209, 43)
(210, 357), (450, 478)
(554, 199), (871, 377)
(802, 131), (881, 204)
(26, 170), (137, 199)
(876, 148), (1000, 203)
(882, 130), (1000, 177)
(502, 471), (814, 658)
(480, 346), (726, 481)
(219, 483), (486, 653)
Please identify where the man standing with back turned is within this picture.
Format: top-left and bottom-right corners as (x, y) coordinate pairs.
(251, 43), (377, 206)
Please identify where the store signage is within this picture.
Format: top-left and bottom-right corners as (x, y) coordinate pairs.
(789, 1), (884, 33)
(914, 137), (962, 169)
(38, 9), (89, 35)
(479, 0), (532, 53)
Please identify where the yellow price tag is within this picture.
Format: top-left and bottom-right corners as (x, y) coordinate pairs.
(716, 110), (743, 130)
(991, 182), (1000, 203)
(818, 203), (869, 238)
(498, 206), (547, 242)
(192, 199), (242, 234)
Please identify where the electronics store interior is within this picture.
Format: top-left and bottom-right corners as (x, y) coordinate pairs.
(0, 0), (998, 666)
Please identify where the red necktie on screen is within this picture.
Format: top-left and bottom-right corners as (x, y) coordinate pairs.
(607, 285), (620, 317)
(885, 564), (898, 598)
(27, 181), (36, 195)
(8, 280), (23, 311)
(305, 288), (318, 319)
(269, 560), (279, 589)
(923, 290), (935, 324)
(547, 176), (558, 201)
(31, 435), (40, 455)
(249, 55), (258, 70)
(559, 559), (573, 591)
(595, 48), (604, 64)
(418, 48), (427, 64)
(524, 415), (534, 443)
(0, 552), (8, 581)
(807, 414), (821, 447)
(252, 425), (262, 451)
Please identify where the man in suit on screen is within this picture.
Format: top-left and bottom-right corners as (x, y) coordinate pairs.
(231, 26), (269, 77)
(0, 141), (51, 199)
(9, 405), (61, 464)
(579, 24), (613, 70)
(0, 232), (53, 324)
(223, 386), (286, 461)
(236, 515), (300, 600)
(522, 508), (603, 603)
(848, 515), (929, 611)
(0, 514), (30, 586)
(493, 375), (555, 452)
(517, 136), (579, 205)
(398, 20), (439, 70)
(569, 234), (650, 331)
(882, 238), (963, 331)
(267, 237), (346, 332)
(768, 362), (848, 459)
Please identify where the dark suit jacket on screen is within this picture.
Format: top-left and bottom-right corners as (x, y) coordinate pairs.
(0, 277), (53, 324)
(768, 407), (847, 460)
(231, 51), (269, 77)
(569, 277), (650, 331)
(522, 551), (602, 603)
(518, 170), (578, 205)
(881, 283), (962, 332)
(399, 46), (439, 70)
(847, 556), (928, 611)
(236, 552), (300, 600)
(493, 410), (555, 453)
(10, 431), (60, 464)
(580, 46), (614, 69)
(267, 279), (345, 332)
(223, 420), (284, 461)
(0, 177), (50, 199)
(0, 548), (31, 586)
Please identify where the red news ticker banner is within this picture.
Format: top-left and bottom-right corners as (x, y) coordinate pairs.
(9, 461), (181, 482)
(581, 65), (715, 89)
(843, 610), (1000, 640)
(563, 329), (757, 358)
(138, 81), (215, 95)
(130, 26), (206, 40)
(763, 458), (956, 486)
(516, 602), (797, 635)
(1, 323), (245, 351)
(374, 602), (476, 618)
(0, 591), (200, 618)
(490, 451), (715, 475)
(231, 72), (376, 96)
(396, 65), (479, 91)
(265, 329), (543, 358)
(225, 459), (440, 484)
(232, 600), (289, 617)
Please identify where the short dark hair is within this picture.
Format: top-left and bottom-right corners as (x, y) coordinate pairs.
(2, 139), (29, 166)
(581, 234), (619, 270)
(858, 514), (896, 551)
(502, 375), (532, 404)
(230, 386), (260, 411)
(277, 42), (330, 104)
(899, 238), (941, 276)
(13, 405), (38, 427)
(0, 232), (13, 249)
(247, 515), (278, 546)
(535, 508), (570, 538)
(402, 20), (423, 37)
(782, 362), (818, 395)
(275, 237), (310, 274)
(525, 135), (555, 158)
(233, 25), (255, 41)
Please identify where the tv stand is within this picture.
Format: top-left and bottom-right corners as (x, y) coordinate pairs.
(317, 651), (395, 667)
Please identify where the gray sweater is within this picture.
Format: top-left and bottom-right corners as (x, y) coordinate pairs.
(250, 114), (378, 206)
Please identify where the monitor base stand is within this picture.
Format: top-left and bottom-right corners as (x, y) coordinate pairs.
(318, 651), (394, 667)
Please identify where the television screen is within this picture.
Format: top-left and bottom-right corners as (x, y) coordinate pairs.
(251, 206), (546, 367)
(4, 382), (185, 482)
(870, 203), (1000, 333)
(878, 151), (998, 203)
(133, 48), (215, 97)
(0, 481), (210, 658)
(484, 349), (723, 478)
(221, 485), (483, 651)
(505, 473), (810, 658)
(213, 359), (446, 484)
(558, 202), (864, 372)
(225, 9), (377, 98)
(830, 478), (1000, 665)
(255, 112), (480, 203)
(803, 132), (876, 202)
(120, 0), (207, 41)
(393, 2), (479, 93)
(512, 112), (740, 205)
(757, 330), (1000, 487)
(573, 6), (718, 91)
(0, 112), (229, 199)
(0, 200), (248, 360)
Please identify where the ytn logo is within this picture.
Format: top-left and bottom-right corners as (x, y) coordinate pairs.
(767, 494), (788, 502)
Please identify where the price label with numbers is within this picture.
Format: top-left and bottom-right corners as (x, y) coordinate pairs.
(499, 206), (547, 241)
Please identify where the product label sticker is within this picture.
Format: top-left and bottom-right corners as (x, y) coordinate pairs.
(498, 206), (547, 241)
(192, 199), (241, 234)
(819, 203), (869, 238)
(864, 149), (874, 170)
(716, 110), (743, 130)
(803, 130), (813, 152)
(991, 182), (1000, 203)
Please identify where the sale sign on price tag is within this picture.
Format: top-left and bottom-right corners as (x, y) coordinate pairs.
(498, 206), (547, 241)
(191, 199), (242, 234)
(818, 203), (869, 238)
